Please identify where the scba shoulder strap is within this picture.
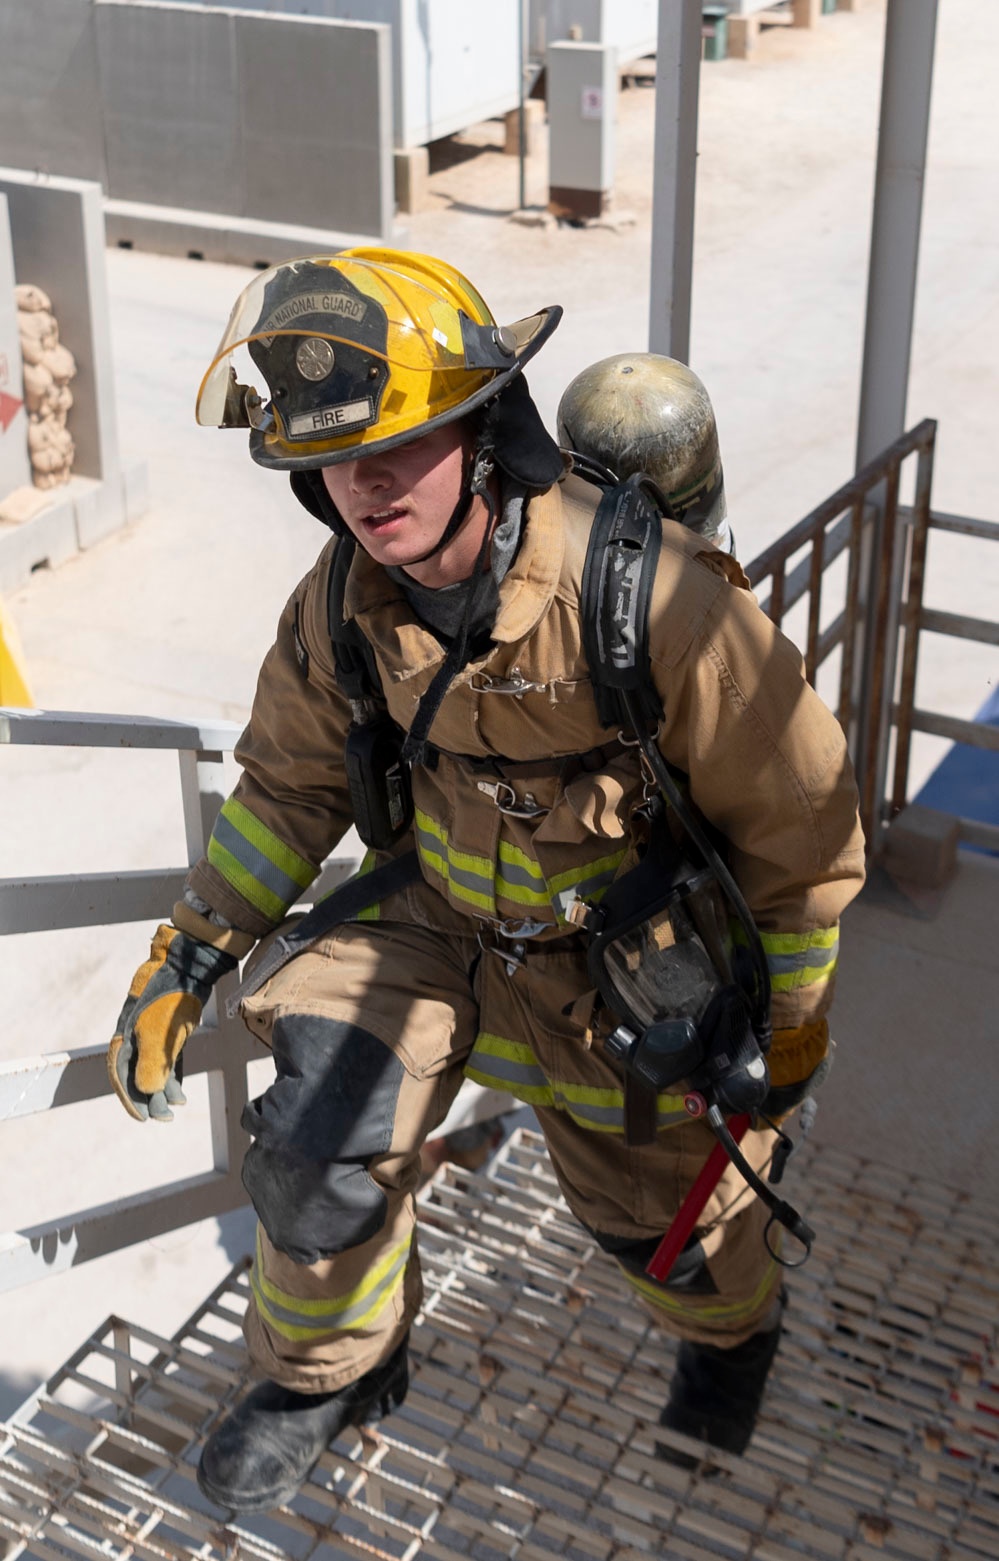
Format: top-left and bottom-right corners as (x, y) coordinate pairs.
(575, 462), (670, 732)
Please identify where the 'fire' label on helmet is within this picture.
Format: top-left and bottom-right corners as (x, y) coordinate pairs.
(288, 399), (374, 438)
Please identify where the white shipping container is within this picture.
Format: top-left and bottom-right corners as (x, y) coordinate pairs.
(198, 0), (522, 149)
(530, 0), (657, 62)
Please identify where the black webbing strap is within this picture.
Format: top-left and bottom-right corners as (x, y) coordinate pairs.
(224, 849), (421, 1016)
(579, 472), (666, 731)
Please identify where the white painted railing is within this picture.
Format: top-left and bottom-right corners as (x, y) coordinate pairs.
(0, 708), (358, 1294)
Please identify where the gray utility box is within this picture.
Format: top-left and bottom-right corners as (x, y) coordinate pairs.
(547, 40), (616, 221)
(196, 0), (523, 150)
(531, 0), (657, 63)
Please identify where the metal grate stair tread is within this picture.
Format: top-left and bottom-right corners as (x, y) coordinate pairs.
(0, 1129), (996, 1560)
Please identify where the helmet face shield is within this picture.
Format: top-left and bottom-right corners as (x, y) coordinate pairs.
(196, 252), (560, 470)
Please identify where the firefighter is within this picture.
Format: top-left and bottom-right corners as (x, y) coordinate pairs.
(558, 351), (734, 553)
(107, 250), (865, 1514)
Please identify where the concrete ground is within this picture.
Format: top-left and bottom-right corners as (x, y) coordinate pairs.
(1, 0), (997, 1420)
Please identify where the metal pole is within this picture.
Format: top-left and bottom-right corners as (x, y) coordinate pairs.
(852, 0), (938, 845)
(518, 0), (527, 211)
(648, 0), (702, 362)
(856, 0), (939, 467)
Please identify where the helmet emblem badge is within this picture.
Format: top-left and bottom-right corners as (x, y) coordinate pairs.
(296, 338), (336, 382)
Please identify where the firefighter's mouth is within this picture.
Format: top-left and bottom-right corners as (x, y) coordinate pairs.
(360, 507), (406, 531)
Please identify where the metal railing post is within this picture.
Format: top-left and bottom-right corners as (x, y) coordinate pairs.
(176, 746), (254, 1185)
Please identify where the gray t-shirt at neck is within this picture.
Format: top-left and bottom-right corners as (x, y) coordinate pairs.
(386, 483), (527, 642)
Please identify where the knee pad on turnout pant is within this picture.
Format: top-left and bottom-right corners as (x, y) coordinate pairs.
(241, 1013), (406, 1266)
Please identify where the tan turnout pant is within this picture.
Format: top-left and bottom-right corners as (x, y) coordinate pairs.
(238, 899), (783, 1393)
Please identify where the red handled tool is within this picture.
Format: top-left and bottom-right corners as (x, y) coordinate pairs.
(645, 1110), (751, 1282)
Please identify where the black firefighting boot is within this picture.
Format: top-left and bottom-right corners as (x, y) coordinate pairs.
(657, 1292), (786, 1468)
(197, 1336), (409, 1514)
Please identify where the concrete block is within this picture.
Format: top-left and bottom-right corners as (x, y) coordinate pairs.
(792, 0), (823, 26)
(548, 41), (616, 216)
(0, 489), (78, 593)
(726, 15), (758, 60)
(236, 13), (393, 239)
(105, 198), (390, 267)
(73, 479), (123, 551)
(882, 804), (959, 890)
(394, 147), (429, 216)
(0, 170), (120, 488)
(0, 0), (105, 183)
(95, 1), (242, 214)
(504, 101), (545, 158)
(121, 460), (150, 524)
(0, 196), (31, 502)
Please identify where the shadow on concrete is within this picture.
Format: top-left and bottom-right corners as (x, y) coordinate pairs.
(428, 130), (502, 174)
(215, 1203), (257, 1268)
(0, 1369), (43, 1424)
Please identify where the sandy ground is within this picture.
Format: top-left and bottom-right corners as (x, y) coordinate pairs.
(1, 0), (997, 1417)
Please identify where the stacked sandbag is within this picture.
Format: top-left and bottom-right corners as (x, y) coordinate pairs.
(16, 284), (77, 490)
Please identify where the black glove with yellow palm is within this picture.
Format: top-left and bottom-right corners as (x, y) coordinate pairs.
(108, 909), (253, 1122)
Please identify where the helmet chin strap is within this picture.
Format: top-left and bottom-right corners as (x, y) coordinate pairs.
(400, 480), (497, 768)
(405, 442), (495, 566)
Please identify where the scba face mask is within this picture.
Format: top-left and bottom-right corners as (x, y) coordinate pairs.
(573, 819), (770, 1122)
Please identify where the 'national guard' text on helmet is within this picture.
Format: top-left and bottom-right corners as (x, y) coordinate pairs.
(557, 353), (732, 552)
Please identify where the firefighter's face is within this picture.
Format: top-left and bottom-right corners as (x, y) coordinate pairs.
(321, 422), (492, 588)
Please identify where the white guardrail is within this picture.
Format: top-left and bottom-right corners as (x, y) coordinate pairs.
(0, 707), (361, 1295)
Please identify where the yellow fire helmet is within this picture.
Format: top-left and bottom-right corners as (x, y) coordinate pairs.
(196, 248), (562, 471)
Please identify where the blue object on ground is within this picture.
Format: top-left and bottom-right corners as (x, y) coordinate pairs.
(914, 685), (999, 851)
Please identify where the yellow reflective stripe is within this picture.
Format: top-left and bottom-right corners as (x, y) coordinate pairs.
(547, 850), (628, 898)
(496, 839), (551, 907)
(769, 962), (837, 994)
(760, 927), (839, 955)
(464, 1062), (555, 1108)
(735, 923), (840, 991)
(207, 797), (317, 921)
(415, 809), (496, 913)
(251, 1229), (411, 1340)
(465, 1034), (686, 1132)
(206, 839), (287, 922)
(220, 797), (315, 887)
(417, 805), (629, 921)
(621, 1254), (781, 1322)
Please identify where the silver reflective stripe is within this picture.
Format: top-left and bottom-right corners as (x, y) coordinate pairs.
(415, 820), (493, 902)
(252, 1243), (408, 1336)
(571, 862), (622, 901)
(552, 1092), (622, 1129)
(767, 940), (839, 976)
(467, 1051), (547, 1093)
(211, 810), (306, 911)
(496, 858), (547, 893)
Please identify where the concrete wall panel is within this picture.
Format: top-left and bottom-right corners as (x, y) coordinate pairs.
(0, 197), (31, 502)
(0, 0), (105, 182)
(236, 14), (392, 236)
(0, 170), (120, 486)
(96, 2), (243, 213)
